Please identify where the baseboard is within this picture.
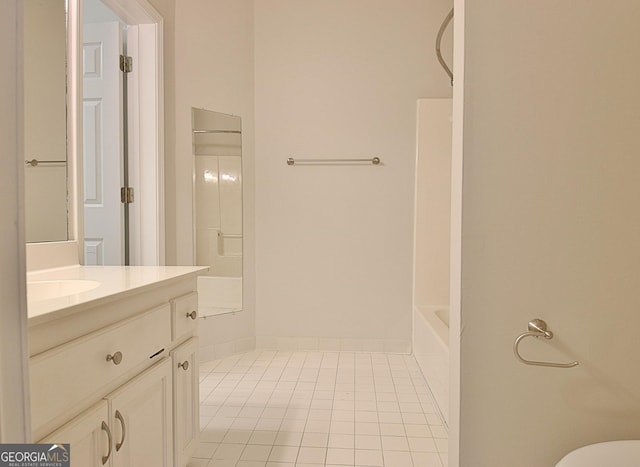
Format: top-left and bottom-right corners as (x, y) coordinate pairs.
(255, 336), (411, 353)
(199, 336), (256, 363)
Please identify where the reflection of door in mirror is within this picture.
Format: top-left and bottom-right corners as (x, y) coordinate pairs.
(193, 109), (243, 317)
(82, 0), (128, 265)
(82, 4), (124, 265)
(80, 0), (164, 267)
(23, 0), (68, 243)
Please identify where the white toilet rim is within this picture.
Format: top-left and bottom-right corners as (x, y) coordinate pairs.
(556, 440), (640, 467)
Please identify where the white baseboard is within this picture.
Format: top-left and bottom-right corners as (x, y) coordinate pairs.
(199, 336), (256, 363)
(255, 336), (411, 354)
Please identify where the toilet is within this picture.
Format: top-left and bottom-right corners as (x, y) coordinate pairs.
(556, 440), (640, 466)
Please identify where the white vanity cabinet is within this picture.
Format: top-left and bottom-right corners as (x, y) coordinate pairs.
(41, 401), (110, 467)
(170, 292), (200, 467)
(171, 292), (199, 342)
(30, 305), (171, 435)
(108, 359), (173, 467)
(171, 337), (199, 467)
(28, 267), (205, 467)
(42, 359), (173, 467)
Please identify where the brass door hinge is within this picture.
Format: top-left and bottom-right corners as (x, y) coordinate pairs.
(120, 187), (134, 204)
(119, 54), (133, 73)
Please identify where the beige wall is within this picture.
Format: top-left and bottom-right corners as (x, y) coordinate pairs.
(172, 0), (452, 353)
(254, 0), (452, 350)
(459, 2), (640, 465)
(174, 0), (256, 358)
(0, 0), (30, 441)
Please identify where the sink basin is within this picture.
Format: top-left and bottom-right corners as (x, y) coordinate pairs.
(27, 280), (100, 302)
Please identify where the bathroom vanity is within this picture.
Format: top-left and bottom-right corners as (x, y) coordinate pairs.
(27, 266), (206, 467)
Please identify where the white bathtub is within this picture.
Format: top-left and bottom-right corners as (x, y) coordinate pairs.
(413, 306), (449, 425)
(197, 276), (242, 317)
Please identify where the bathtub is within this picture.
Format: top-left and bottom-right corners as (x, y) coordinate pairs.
(197, 276), (242, 317)
(413, 306), (449, 425)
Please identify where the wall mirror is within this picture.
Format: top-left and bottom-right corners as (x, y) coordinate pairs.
(192, 108), (243, 317)
(23, 0), (163, 268)
(23, 0), (69, 243)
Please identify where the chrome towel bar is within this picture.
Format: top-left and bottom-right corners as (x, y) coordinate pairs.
(193, 129), (241, 134)
(25, 159), (66, 167)
(513, 319), (579, 368)
(286, 157), (381, 166)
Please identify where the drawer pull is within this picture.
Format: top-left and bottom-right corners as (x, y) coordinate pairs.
(115, 410), (126, 451)
(106, 351), (123, 365)
(186, 310), (197, 320)
(101, 421), (112, 465)
(178, 360), (189, 371)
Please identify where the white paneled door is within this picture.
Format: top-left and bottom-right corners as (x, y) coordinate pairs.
(83, 21), (123, 265)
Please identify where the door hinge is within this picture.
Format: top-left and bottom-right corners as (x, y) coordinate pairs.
(120, 187), (134, 204)
(119, 54), (133, 73)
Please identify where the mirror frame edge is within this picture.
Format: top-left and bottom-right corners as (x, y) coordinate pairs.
(68, 0), (84, 265)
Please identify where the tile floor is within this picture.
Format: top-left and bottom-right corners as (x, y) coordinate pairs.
(189, 350), (448, 467)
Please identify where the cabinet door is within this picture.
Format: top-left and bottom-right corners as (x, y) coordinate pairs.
(30, 304), (171, 440)
(40, 400), (111, 467)
(172, 337), (199, 467)
(109, 358), (173, 467)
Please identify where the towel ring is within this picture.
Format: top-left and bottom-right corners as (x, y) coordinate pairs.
(513, 319), (579, 368)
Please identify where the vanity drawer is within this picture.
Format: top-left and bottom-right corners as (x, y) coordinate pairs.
(30, 304), (171, 438)
(171, 292), (198, 341)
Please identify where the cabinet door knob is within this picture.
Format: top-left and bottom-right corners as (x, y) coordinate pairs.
(106, 351), (123, 365)
(186, 310), (197, 320)
(115, 410), (126, 451)
(178, 360), (189, 371)
(101, 421), (112, 465)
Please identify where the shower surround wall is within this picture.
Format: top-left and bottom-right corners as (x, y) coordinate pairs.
(413, 98), (452, 424)
(254, 0), (453, 351)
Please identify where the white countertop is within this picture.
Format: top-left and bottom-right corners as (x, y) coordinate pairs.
(27, 266), (207, 325)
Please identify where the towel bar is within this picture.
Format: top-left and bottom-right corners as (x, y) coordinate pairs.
(286, 157), (381, 166)
(25, 159), (66, 167)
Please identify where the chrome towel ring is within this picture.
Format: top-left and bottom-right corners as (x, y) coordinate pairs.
(513, 319), (579, 368)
